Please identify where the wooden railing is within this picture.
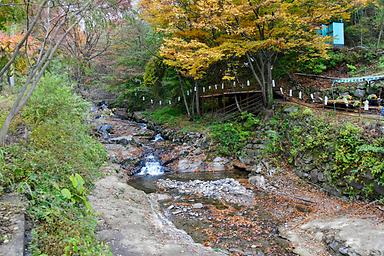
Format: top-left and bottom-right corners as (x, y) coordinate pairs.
(212, 94), (264, 121)
(200, 82), (261, 98)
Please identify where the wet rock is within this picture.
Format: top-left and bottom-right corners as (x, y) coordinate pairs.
(177, 159), (204, 172)
(109, 135), (133, 145)
(209, 157), (229, 171)
(105, 144), (143, 164)
(248, 175), (266, 189)
(338, 246), (349, 255)
(97, 124), (112, 140)
(232, 160), (248, 171)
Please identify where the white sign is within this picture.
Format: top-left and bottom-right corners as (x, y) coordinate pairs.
(299, 91), (302, 99)
(289, 90), (292, 97)
(364, 100), (369, 111)
(324, 96), (328, 105)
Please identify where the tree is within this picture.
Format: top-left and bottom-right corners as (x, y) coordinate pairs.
(0, 0), (104, 145)
(141, 0), (362, 108)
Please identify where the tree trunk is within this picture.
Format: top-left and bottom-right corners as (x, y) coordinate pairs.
(0, 15), (84, 145)
(178, 75), (191, 117)
(190, 90), (195, 117)
(246, 53), (266, 106)
(195, 81), (201, 116)
(234, 95), (242, 112)
(265, 56), (274, 109)
(378, 18), (384, 48)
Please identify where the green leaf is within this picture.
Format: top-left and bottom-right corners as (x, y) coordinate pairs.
(61, 188), (72, 200)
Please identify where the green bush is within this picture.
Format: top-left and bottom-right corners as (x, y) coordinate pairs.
(0, 73), (109, 255)
(144, 106), (185, 125)
(261, 107), (384, 200)
(211, 122), (251, 156)
(209, 113), (260, 157)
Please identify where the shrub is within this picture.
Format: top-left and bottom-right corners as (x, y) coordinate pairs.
(261, 107), (384, 200)
(0, 72), (109, 255)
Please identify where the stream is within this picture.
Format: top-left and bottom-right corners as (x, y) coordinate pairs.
(120, 119), (294, 256)
(90, 104), (384, 256)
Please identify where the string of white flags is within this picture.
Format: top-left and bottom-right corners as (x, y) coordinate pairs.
(133, 79), (378, 111)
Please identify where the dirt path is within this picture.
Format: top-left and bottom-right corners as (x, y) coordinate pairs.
(261, 168), (384, 256)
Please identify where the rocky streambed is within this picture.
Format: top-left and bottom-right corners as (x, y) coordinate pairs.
(89, 105), (384, 256)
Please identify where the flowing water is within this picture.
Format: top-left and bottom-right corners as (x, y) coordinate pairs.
(126, 128), (294, 255)
(136, 153), (165, 176)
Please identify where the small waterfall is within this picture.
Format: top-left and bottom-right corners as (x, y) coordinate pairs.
(153, 133), (164, 142)
(137, 154), (164, 176)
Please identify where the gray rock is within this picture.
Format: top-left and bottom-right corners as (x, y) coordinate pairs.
(109, 136), (133, 145)
(317, 171), (326, 182)
(374, 183), (384, 195)
(210, 157), (229, 171)
(310, 169), (319, 183)
(239, 156), (253, 165)
(177, 159), (203, 172)
(192, 203), (204, 209)
(250, 164), (263, 174)
(97, 124), (112, 140)
(329, 240), (340, 252)
(338, 246), (349, 255)
(249, 175), (266, 189)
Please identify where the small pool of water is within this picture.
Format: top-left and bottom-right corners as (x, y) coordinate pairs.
(128, 169), (249, 194)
